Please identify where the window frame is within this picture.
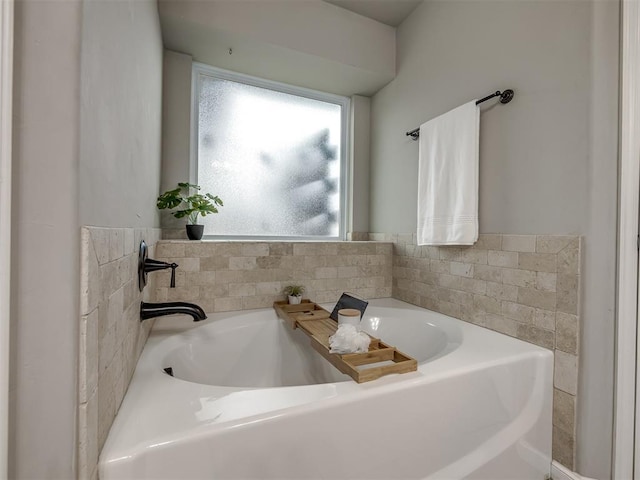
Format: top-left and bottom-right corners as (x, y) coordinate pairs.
(190, 62), (351, 241)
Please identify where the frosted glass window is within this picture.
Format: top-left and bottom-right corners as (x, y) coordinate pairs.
(194, 65), (347, 239)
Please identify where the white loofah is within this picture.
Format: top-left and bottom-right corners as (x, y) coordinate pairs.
(329, 324), (371, 354)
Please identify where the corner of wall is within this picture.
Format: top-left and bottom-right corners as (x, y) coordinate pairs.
(78, 226), (162, 480)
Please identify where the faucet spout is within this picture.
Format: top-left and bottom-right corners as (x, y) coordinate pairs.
(140, 301), (207, 322)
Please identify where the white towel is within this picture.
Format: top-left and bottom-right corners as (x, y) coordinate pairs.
(417, 101), (480, 246)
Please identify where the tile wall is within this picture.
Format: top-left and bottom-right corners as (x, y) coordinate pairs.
(78, 226), (162, 480)
(153, 241), (393, 312)
(370, 232), (580, 469)
(81, 233), (580, 474)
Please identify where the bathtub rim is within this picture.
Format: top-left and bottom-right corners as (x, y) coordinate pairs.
(99, 298), (553, 470)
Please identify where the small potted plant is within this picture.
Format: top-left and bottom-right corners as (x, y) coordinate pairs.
(157, 182), (223, 240)
(283, 285), (305, 305)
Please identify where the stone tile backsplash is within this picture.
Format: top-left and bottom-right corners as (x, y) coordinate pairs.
(79, 232), (580, 475)
(153, 241), (393, 312)
(370, 232), (580, 469)
(78, 226), (161, 480)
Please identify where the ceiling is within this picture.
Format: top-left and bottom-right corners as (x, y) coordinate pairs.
(323, 0), (423, 27)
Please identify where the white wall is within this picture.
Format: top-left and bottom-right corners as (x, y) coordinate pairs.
(79, 0), (163, 228)
(350, 95), (371, 234)
(158, 0), (395, 97)
(10, 0), (82, 476)
(370, 1), (618, 477)
(10, 0), (163, 476)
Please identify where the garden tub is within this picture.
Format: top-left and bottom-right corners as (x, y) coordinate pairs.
(99, 298), (552, 479)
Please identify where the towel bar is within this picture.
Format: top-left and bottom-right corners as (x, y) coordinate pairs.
(406, 89), (514, 140)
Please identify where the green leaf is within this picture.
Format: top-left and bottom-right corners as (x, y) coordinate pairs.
(156, 182), (224, 223)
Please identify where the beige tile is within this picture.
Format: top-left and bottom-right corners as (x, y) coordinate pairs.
(269, 243), (293, 256)
(536, 235), (575, 254)
(405, 244), (420, 258)
(556, 312), (578, 355)
(212, 243), (244, 257)
(555, 351), (578, 395)
(109, 229), (125, 262)
(439, 248), (488, 265)
(487, 250), (518, 268)
(172, 257), (199, 272)
(432, 286), (464, 305)
(99, 260), (121, 302)
(517, 287), (556, 310)
(91, 228), (111, 265)
(123, 228), (135, 256)
(303, 255), (327, 268)
(502, 301), (535, 323)
(241, 243), (270, 257)
(536, 272), (557, 292)
(279, 255), (306, 270)
(518, 253), (557, 273)
(184, 243), (217, 258)
(338, 266), (359, 278)
(419, 245), (439, 259)
(475, 234), (502, 250)
(553, 425), (575, 470)
(186, 271), (216, 287)
(200, 256), (229, 271)
(229, 256), (257, 271)
(315, 267), (338, 279)
(459, 305), (485, 325)
(502, 268), (536, 288)
(533, 309), (556, 331)
(254, 282), (283, 295)
(81, 228), (101, 315)
(473, 264), (503, 283)
(242, 295), (281, 310)
(430, 259), (449, 273)
(553, 388), (575, 434)
(473, 294), (501, 315)
(556, 274), (579, 315)
(106, 288), (124, 337)
(376, 243), (393, 255)
(213, 297), (244, 312)
(293, 243), (329, 256)
(166, 286), (201, 302)
(79, 309), (99, 404)
(516, 324), (554, 349)
(434, 299), (461, 318)
(156, 242), (185, 259)
(98, 324), (117, 376)
(155, 287), (168, 302)
(486, 282), (518, 302)
(502, 235), (536, 252)
(256, 255), (282, 269)
(97, 383), (116, 452)
(78, 392), (98, 480)
(450, 262), (474, 278)
(484, 314), (519, 337)
(228, 283), (256, 297)
(557, 238), (580, 275)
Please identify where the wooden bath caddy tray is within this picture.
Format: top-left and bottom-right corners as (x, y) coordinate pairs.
(273, 300), (417, 383)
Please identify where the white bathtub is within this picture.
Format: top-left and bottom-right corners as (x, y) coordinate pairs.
(99, 298), (553, 480)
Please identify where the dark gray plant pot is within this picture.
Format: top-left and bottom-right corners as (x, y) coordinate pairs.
(186, 224), (204, 240)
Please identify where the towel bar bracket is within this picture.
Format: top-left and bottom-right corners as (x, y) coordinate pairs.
(406, 88), (514, 140)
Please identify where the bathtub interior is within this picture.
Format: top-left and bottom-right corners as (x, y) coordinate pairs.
(163, 305), (455, 388)
(99, 299), (552, 480)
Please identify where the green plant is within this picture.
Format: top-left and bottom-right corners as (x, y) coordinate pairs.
(157, 182), (223, 225)
(283, 285), (305, 297)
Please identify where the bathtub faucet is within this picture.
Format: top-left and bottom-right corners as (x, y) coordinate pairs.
(140, 301), (207, 322)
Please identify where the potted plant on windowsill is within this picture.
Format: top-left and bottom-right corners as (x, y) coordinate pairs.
(157, 182), (223, 240)
(283, 285), (305, 305)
